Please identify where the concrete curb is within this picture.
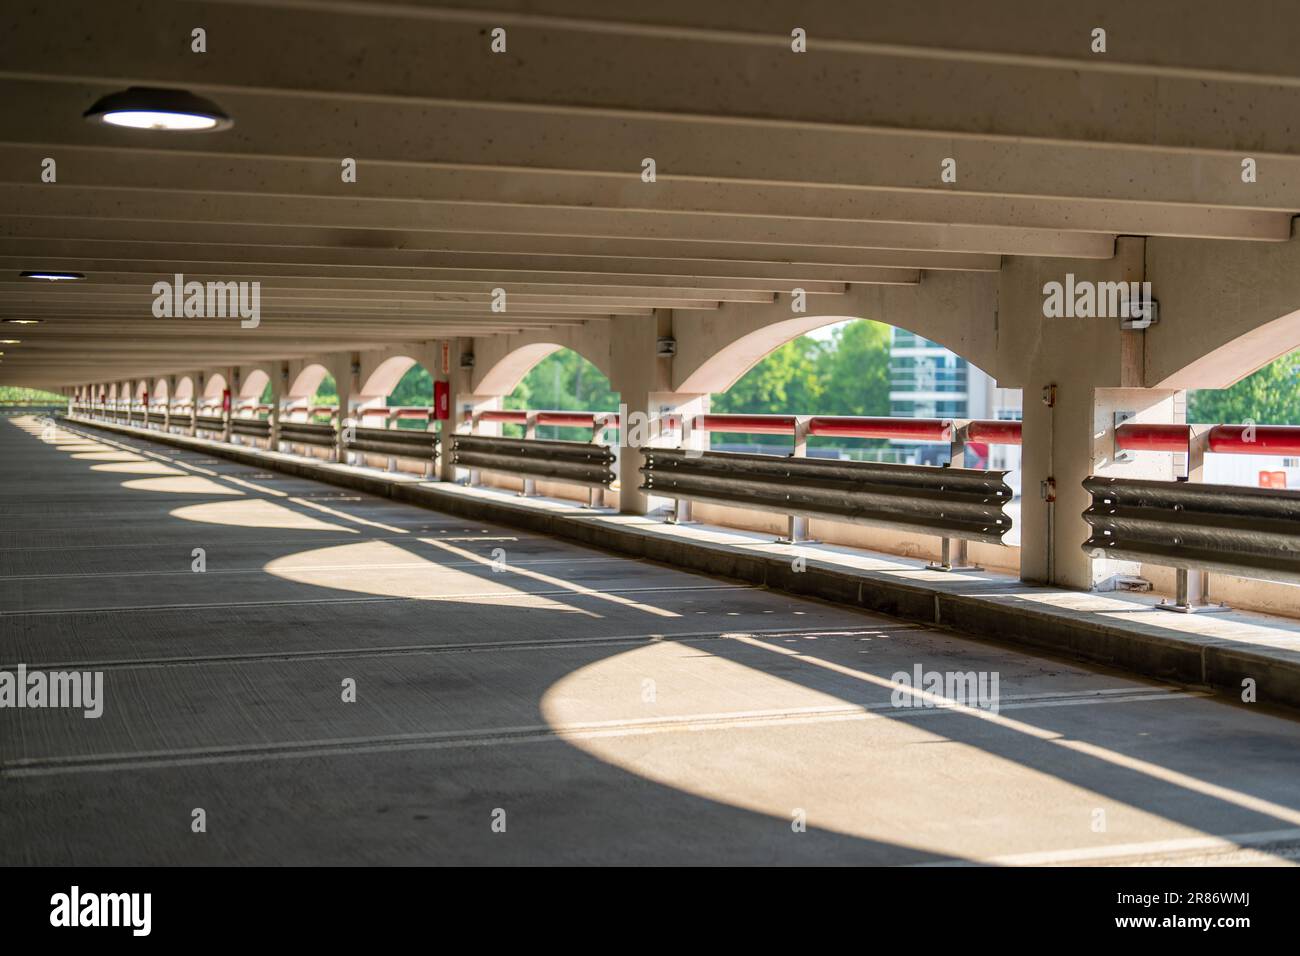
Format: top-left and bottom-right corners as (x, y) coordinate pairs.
(61, 416), (1300, 714)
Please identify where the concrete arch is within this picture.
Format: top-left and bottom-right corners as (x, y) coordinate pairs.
(174, 376), (194, 401)
(1154, 309), (1300, 390)
(360, 355), (420, 399)
(472, 325), (613, 396)
(240, 368), (270, 401)
(152, 377), (170, 401)
(476, 343), (563, 396)
(677, 314), (988, 395)
(202, 373), (228, 401)
(134, 380), (149, 400)
(288, 363), (329, 400)
(672, 272), (999, 394)
(1145, 237), (1300, 389)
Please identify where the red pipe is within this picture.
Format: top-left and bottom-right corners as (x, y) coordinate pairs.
(537, 411), (600, 427)
(966, 420), (1022, 445)
(694, 414), (797, 435)
(1115, 423), (1191, 452)
(809, 416), (954, 442)
(1208, 424), (1300, 455)
(479, 410), (527, 424)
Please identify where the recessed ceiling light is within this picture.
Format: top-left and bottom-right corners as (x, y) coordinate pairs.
(0, 339), (19, 344)
(83, 87), (233, 132)
(20, 271), (84, 281)
(3, 319), (42, 325)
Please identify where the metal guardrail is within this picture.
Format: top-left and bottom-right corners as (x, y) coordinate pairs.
(640, 448), (1013, 544)
(346, 425), (437, 459)
(1082, 476), (1300, 587)
(278, 421), (335, 447)
(451, 434), (615, 489)
(195, 414), (225, 432)
(231, 418), (271, 439)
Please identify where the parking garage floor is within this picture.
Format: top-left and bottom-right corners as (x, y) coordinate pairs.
(3, 416), (1300, 866)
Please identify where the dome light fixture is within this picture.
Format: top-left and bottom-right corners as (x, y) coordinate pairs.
(83, 87), (233, 132)
(20, 271), (85, 281)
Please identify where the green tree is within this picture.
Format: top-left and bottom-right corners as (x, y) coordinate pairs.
(706, 319), (894, 450)
(1188, 350), (1300, 425)
(505, 349), (617, 412)
(388, 364), (433, 407)
(814, 320), (892, 417)
(502, 350), (617, 439)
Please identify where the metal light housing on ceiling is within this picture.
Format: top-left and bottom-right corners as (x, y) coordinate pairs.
(20, 271), (84, 281)
(83, 87), (233, 132)
(19, 269), (83, 280)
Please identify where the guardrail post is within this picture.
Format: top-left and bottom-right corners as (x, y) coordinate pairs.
(776, 416), (814, 544)
(667, 413), (693, 523)
(519, 412), (538, 497)
(588, 415), (609, 508)
(927, 423), (982, 572)
(1158, 424), (1228, 614)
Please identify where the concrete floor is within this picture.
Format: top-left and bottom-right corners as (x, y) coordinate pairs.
(3, 416), (1300, 866)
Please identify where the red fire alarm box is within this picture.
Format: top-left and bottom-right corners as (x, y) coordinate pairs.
(434, 380), (450, 420)
(221, 388), (231, 412)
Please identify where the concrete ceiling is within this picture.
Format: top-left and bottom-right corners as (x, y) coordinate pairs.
(3, 0), (1299, 387)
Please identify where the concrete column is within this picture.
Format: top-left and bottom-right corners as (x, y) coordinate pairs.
(608, 311), (707, 515)
(328, 352), (359, 463)
(164, 375), (176, 432)
(438, 338), (498, 482)
(268, 361), (286, 451)
(998, 239), (1178, 588)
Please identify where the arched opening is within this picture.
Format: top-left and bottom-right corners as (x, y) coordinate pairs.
(361, 355), (419, 401)
(240, 368), (270, 402)
(501, 347), (617, 440)
(174, 376), (194, 401)
(384, 361), (434, 430)
(202, 373), (227, 401)
(1188, 349), (1300, 490)
(152, 378), (169, 401)
(709, 319), (1020, 468)
(288, 364), (329, 401)
(477, 343), (562, 396)
(701, 318), (1023, 566)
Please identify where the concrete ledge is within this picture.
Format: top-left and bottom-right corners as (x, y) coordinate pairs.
(62, 416), (1300, 714)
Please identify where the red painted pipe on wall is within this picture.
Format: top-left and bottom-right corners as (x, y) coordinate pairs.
(809, 416), (954, 442)
(1208, 424), (1300, 455)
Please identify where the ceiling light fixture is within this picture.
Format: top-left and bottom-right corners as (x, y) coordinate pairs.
(83, 87), (233, 132)
(3, 319), (42, 325)
(20, 271), (84, 281)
